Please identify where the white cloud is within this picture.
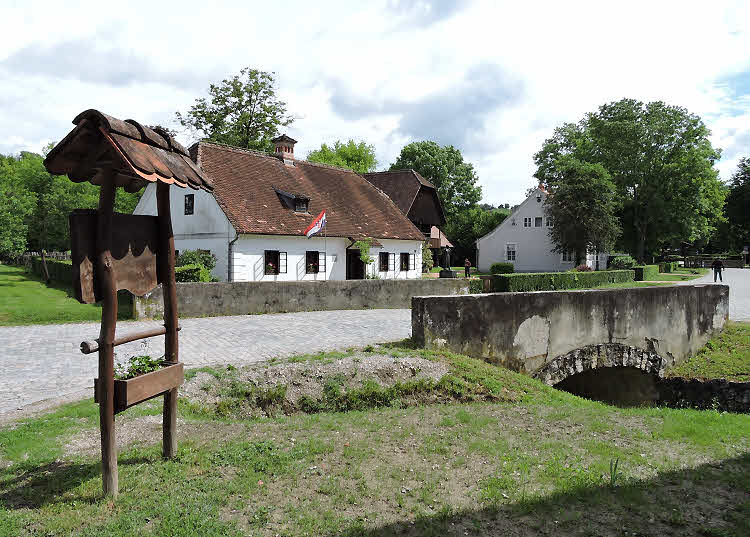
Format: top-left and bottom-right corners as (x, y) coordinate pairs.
(1, 0), (749, 205)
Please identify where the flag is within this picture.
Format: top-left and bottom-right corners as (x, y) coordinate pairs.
(304, 210), (326, 238)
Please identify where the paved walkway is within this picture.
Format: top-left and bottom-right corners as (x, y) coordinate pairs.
(677, 268), (749, 321)
(0, 309), (411, 416)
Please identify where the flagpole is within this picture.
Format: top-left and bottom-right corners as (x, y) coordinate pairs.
(324, 218), (327, 282)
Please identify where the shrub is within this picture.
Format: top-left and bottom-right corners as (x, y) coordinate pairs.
(490, 262), (514, 274)
(469, 279), (484, 294)
(574, 264), (592, 272)
(658, 261), (679, 273)
(177, 249), (217, 272)
(633, 265), (659, 281)
(422, 241), (434, 273)
(492, 270), (634, 292)
(609, 255), (637, 269)
(175, 263), (212, 282)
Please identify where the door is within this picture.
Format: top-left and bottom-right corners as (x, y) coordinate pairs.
(346, 250), (365, 280)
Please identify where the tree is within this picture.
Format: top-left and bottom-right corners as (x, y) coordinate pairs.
(725, 157), (750, 251)
(534, 99), (725, 261)
(0, 156), (36, 256)
(390, 141), (482, 222)
(176, 67), (293, 152)
(306, 140), (377, 174)
(543, 157), (620, 265)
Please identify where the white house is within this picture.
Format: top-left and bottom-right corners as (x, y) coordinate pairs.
(476, 186), (608, 273)
(134, 136), (425, 282)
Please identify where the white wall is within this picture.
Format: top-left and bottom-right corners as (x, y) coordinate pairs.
(134, 184), (235, 281)
(477, 188), (607, 273)
(231, 235), (423, 281)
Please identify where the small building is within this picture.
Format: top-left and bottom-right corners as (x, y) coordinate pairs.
(363, 169), (452, 261)
(133, 136), (425, 281)
(476, 186), (608, 273)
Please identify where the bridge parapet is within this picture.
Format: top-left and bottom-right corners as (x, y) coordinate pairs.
(412, 285), (728, 380)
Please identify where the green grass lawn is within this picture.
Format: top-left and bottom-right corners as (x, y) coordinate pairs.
(667, 322), (750, 382)
(647, 268), (709, 282)
(0, 263), (131, 326)
(1, 343), (748, 536)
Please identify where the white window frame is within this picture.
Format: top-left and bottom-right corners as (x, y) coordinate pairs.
(562, 251), (574, 263)
(534, 216), (543, 228)
(506, 243), (516, 262)
(546, 217), (553, 227)
(409, 253), (415, 271)
(388, 253), (395, 271)
(318, 252), (326, 274)
(523, 217), (532, 228)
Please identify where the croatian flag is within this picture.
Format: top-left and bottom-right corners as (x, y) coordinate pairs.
(304, 210), (327, 238)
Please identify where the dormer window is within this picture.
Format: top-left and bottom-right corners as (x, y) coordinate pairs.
(295, 198), (308, 213)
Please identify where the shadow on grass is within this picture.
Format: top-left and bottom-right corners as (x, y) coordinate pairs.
(0, 456), (151, 509)
(330, 453), (750, 537)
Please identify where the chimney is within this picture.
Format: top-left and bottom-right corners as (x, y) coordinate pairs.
(272, 134), (297, 166)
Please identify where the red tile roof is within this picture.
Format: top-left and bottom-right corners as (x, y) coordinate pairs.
(195, 142), (424, 241)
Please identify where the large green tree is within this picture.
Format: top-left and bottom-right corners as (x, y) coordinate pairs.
(306, 140), (377, 174)
(0, 156), (36, 256)
(534, 99), (725, 261)
(176, 67), (293, 152)
(543, 157), (620, 265)
(725, 157), (750, 251)
(390, 141), (483, 247)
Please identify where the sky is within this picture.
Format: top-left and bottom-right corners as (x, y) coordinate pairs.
(1, 0), (749, 205)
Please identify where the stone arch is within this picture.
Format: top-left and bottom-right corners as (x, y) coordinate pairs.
(532, 343), (669, 386)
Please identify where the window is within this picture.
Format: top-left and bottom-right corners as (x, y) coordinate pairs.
(523, 217), (531, 227)
(389, 253), (395, 271)
(306, 251), (320, 274)
(400, 253), (409, 271)
(184, 194), (194, 215)
(319, 252), (326, 274)
(562, 251), (574, 263)
(506, 243), (516, 261)
(295, 198), (308, 213)
(534, 217), (543, 227)
(379, 252), (389, 272)
(264, 250), (287, 274)
(409, 253), (415, 271)
(546, 217), (553, 227)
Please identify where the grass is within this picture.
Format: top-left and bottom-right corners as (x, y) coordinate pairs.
(647, 267), (709, 282)
(1, 343), (749, 536)
(0, 263), (132, 326)
(667, 322), (750, 382)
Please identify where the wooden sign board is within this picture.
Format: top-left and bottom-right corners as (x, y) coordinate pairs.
(70, 209), (161, 303)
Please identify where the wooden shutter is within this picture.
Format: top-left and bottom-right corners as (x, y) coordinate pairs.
(388, 253), (395, 271)
(409, 253), (415, 271)
(319, 252), (326, 273)
(280, 251), (287, 273)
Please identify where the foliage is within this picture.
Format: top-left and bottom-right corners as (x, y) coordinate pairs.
(468, 278), (484, 294)
(492, 270), (634, 292)
(115, 355), (164, 380)
(542, 156), (620, 265)
(176, 67), (293, 152)
(609, 255), (637, 269)
(724, 157), (750, 251)
(574, 264), (593, 272)
(534, 99), (726, 261)
(175, 263), (212, 282)
(306, 140), (377, 174)
(444, 204), (510, 253)
(351, 237), (374, 265)
(490, 262), (514, 274)
(421, 241), (434, 272)
(659, 262), (679, 273)
(177, 249), (217, 272)
(0, 157), (36, 256)
(633, 265), (659, 281)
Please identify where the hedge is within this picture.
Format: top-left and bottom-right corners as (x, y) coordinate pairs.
(658, 261), (679, 273)
(492, 270), (634, 292)
(175, 263), (212, 282)
(490, 262), (514, 274)
(633, 265), (659, 281)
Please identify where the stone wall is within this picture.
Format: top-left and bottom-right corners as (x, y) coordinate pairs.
(412, 285), (729, 378)
(657, 377), (750, 413)
(134, 278), (470, 319)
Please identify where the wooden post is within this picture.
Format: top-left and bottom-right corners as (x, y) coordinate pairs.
(157, 181), (178, 459)
(96, 173), (118, 497)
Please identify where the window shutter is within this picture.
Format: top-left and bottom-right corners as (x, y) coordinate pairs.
(319, 252), (326, 273)
(280, 251), (287, 273)
(389, 253), (395, 271)
(409, 253), (415, 271)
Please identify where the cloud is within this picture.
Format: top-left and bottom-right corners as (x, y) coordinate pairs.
(386, 0), (470, 28)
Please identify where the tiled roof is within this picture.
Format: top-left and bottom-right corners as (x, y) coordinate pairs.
(196, 142), (424, 241)
(363, 170), (445, 225)
(44, 109), (212, 193)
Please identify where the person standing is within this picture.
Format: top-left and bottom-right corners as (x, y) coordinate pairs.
(712, 258), (724, 282)
(464, 258), (471, 278)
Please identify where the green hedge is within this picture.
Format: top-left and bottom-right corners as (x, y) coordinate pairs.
(490, 262), (514, 274)
(30, 257), (73, 284)
(658, 261), (679, 273)
(633, 265), (659, 281)
(175, 263), (212, 282)
(468, 279), (484, 294)
(492, 270), (634, 292)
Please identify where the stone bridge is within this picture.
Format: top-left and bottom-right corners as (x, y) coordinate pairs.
(412, 285), (729, 385)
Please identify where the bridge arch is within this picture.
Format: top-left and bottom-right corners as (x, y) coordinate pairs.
(532, 343), (669, 386)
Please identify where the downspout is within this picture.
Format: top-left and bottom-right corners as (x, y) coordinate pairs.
(228, 229), (239, 282)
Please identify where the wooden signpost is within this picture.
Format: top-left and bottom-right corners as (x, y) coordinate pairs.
(44, 109), (213, 497)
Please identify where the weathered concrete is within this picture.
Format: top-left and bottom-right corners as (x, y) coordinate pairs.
(412, 285), (729, 380)
(135, 279), (469, 319)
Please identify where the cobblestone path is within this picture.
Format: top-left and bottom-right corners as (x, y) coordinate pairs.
(0, 309), (411, 416)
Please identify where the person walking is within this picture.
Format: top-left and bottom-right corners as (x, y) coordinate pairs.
(712, 258), (724, 282)
(464, 258), (471, 278)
